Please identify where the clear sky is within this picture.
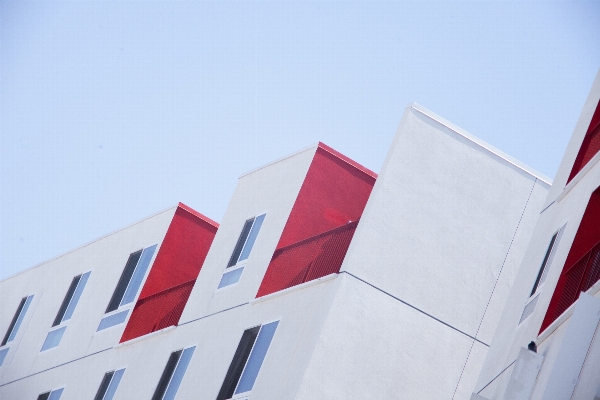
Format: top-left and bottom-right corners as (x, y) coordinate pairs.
(1, 1), (599, 279)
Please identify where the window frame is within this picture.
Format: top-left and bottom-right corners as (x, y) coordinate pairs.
(530, 225), (566, 297)
(97, 244), (157, 332)
(40, 271), (91, 352)
(37, 387), (64, 400)
(0, 293), (35, 364)
(151, 345), (196, 400)
(94, 367), (126, 400)
(219, 214), (266, 290)
(217, 319), (280, 400)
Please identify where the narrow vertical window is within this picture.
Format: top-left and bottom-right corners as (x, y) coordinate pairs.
(227, 214), (266, 268)
(1, 294), (34, 346)
(106, 245), (157, 313)
(530, 232), (560, 296)
(53, 272), (91, 326)
(217, 321), (279, 399)
(94, 368), (125, 400)
(152, 346), (195, 400)
(37, 388), (64, 400)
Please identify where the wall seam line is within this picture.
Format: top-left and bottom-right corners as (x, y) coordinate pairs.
(341, 271), (489, 346)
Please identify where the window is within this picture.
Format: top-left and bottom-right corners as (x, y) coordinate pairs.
(217, 321), (279, 399)
(98, 245), (156, 331)
(530, 230), (561, 297)
(227, 215), (266, 268)
(41, 272), (90, 352)
(37, 388), (64, 400)
(0, 294), (34, 367)
(219, 215), (265, 289)
(94, 368), (125, 400)
(152, 346), (195, 400)
(519, 294), (540, 325)
(2, 295), (34, 346)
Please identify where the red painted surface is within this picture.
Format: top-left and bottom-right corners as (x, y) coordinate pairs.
(567, 100), (600, 184)
(258, 143), (376, 297)
(120, 203), (218, 342)
(120, 280), (195, 342)
(275, 143), (376, 249)
(540, 186), (600, 333)
(257, 221), (358, 297)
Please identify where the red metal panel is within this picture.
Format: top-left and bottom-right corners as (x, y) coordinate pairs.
(540, 186), (600, 333)
(120, 203), (218, 343)
(120, 280), (195, 342)
(275, 144), (376, 250)
(567, 100), (600, 183)
(256, 221), (358, 297)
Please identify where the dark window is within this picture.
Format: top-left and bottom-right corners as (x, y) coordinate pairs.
(106, 245), (157, 313)
(227, 214), (266, 268)
(94, 369), (125, 400)
(531, 232), (559, 296)
(106, 250), (142, 313)
(37, 388), (63, 400)
(152, 346), (195, 400)
(2, 295), (33, 346)
(52, 272), (91, 327)
(217, 321), (279, 399)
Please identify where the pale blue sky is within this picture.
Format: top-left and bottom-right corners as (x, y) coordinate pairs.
(1, 2), (599, 279)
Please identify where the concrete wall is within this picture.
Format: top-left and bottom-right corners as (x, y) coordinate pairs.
(334, 104), (548, 399)
(474, 69), (600, 400)
(0, 206), (176, 385)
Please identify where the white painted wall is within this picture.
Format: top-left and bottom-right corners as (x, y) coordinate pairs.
(337, 104), (548, 399)
(475, 70), (600, 400)
(179, 145), (317, 324)
(0, 206), (175, 386)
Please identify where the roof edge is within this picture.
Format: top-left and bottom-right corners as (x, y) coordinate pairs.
(317, 142), (378, 179)
(238, 143), (319, 179)
(177, 202), (220, 228)
(409, 103), (552, 185)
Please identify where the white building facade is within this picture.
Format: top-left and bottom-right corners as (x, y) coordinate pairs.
(6, 70), (600, 400)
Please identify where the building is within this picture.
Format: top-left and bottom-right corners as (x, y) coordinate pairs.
(4, 69), (600, 400)
(472, 70), (600, 400)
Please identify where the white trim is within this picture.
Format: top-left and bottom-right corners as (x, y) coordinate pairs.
(250, 273), (338, 305)
(410, 103), (552, 185)
(238, 144), (318, 179)
(217, 266), (245, 291)
(555, 149), (600, 204)
(113, 325), (176, 349)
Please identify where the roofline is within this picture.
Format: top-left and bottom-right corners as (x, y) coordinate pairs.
(410, 103), (552, 185)
(0, 202), (218, 283)
(317, 142), (378, 179)
(238, 143), (319, 179)
(177, 202), (219, 228)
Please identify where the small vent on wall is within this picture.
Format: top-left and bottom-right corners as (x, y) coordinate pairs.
(520, 295), (540, 325)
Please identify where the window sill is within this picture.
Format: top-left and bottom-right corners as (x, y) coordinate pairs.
(113, 325), (175, 349)
(250, 273), (338, 305)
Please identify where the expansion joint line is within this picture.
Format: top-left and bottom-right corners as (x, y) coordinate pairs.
(340, 271), (489, 347)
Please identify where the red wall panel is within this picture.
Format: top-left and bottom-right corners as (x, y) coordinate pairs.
(120, 203), (218, 342)
(276, 143), (376, 249)
(540, 186), (600, 332)
(567, 100), (600, 183)
(258, 143), (376, 297)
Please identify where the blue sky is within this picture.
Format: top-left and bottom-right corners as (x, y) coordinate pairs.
(1, 1), (599, 279)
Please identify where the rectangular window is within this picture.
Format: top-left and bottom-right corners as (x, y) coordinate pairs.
(227, 215), (266, 268)
(0, 347), (9, 367)
(106, 245), (157, 313)
(53, 272), (91, 326)
(151, 346), (195, 400)
(217, 321), (279, 399)
(41, 326), (66, 352)
(94, 368), (125, 400)
(97, 310), (129, 332)
(1, 294), (34, 346)
(37, 388), (64, 400)
(530, 231), (561, 297)
(218, 267), (244, 289)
